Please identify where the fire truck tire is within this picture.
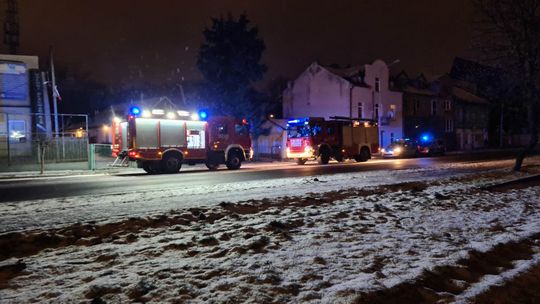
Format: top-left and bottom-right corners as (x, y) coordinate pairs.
(356, 147), (371, 162)
(206, 163), (220, 170)
(142, 162), (159, 174)
(334, 152), (344, 162)
(318, 150), (330, 164)
(296, 158), (307, 165)
(225, 153), (242, 170)
(162, 154), (182, 173)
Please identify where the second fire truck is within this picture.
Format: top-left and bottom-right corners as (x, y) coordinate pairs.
(286, 116), (379, 165)
(112, 107), (252, 174)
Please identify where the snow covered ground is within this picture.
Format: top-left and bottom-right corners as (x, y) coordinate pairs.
(0, 158), (531, 234)
(1, 158), (539, 303)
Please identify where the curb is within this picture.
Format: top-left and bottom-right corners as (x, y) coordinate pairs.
(483, 174), (540, 192)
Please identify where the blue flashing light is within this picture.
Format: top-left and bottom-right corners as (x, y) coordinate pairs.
(420, 133), (431, 142)
(287, 117), (310, 125)
(199, 110), (208, 120)
(129, 106), (141, 116)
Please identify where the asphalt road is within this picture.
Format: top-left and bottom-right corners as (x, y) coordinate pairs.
(0, 151), (523, 203)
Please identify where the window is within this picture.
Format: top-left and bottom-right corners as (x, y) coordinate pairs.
(388, 104), (396, 119)
(311, 124), (322, 135)
(8, 120), (26, 143)
(234, 124), (248, 135)
(444, 99), (452, 111)
(217, 124), (228, 135)
(375, 77), (380, 92)
(431, 100), (437, 116)
(375, 104), (380, 118)
(390, 132), (395, 143)
(326, 127), (334, 135)
(445, 118), (454, 132)
(357, 102), (363, 118)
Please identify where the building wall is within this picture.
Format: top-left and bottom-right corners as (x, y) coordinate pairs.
(453, 101), (489, 150)
(0, 55), (40, 158)
(284, 60), (403, 148)
(283, 63), (351, 119)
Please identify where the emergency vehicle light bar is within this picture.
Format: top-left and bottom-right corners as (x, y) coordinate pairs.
(125, 105), (205, 121)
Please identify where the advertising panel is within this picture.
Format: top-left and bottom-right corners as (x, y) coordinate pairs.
(0, 61), (28, 101)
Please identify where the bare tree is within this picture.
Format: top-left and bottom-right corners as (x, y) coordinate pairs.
(473, 0), (540, 170)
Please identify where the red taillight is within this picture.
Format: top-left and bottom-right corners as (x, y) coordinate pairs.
(128, 151), (136, 157)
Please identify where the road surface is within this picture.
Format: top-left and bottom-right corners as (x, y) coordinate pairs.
(0, 151), (522, 203)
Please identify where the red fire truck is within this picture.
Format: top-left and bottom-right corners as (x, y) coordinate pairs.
(286, 116), (379, 165)
(112, 107), (252, 174)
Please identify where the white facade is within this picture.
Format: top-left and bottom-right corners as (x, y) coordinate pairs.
(283, 60), (403, 148)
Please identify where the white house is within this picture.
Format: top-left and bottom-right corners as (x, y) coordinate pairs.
(283, 60), (403, 148)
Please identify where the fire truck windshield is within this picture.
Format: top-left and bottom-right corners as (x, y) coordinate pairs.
(287, 124), (322, 138)
(287, 125), (310, 138)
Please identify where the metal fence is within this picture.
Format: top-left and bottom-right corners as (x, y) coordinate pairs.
(0, 132), (89, 171)
(0, 112), (91, 172)
(88, 143), (117, 170)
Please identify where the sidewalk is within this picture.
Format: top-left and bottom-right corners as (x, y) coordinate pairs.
(0, 167), (136, 180)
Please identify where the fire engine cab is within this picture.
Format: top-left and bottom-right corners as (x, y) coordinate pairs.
(112, 107), (252, 174)
(286, 116), (379, 165)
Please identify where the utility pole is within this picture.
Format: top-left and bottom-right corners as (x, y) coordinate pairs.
(499, 102), (504, 148)
(3, 0), (19, 54)
(50, 46), (59, 136)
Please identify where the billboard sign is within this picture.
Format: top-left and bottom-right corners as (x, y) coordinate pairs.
(0, 61), (28, 100)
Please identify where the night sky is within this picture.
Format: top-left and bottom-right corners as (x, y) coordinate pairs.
(7, 0), (474, 87)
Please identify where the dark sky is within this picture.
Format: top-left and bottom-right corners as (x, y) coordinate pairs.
(8, 0), (475, 88)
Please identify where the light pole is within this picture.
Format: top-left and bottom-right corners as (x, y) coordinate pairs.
(50, 46), (59, 136)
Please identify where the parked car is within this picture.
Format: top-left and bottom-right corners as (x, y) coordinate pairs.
(417, 137), (445, 156)
(381, 139), (419, 158)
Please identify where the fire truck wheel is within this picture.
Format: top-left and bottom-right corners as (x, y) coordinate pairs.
(162, 154), (182, 173)
(296, 158), (307, 165)
(318, 151), (330, 164)
(356, 147), (370, 162)
(334, 153), (344, 162)
(206, 163), (220, 170)
(225, 153), (242, 170)
(142, 161), (161, 174)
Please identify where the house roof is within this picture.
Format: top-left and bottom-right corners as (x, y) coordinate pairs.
(321, 64), (370, 87)
(401, 85), (437, 96)
(324, 64), (365, 78)
(451, 87), (488, 104)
